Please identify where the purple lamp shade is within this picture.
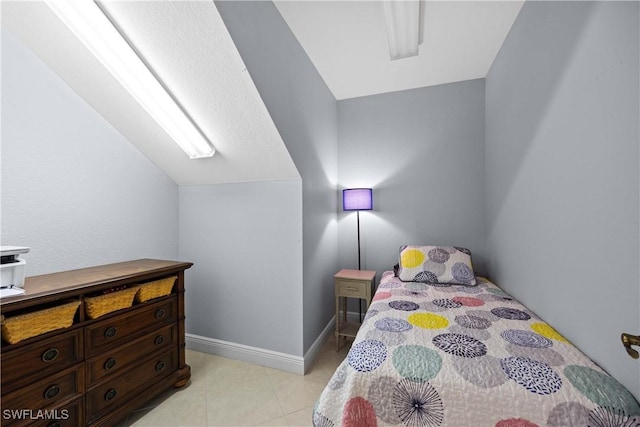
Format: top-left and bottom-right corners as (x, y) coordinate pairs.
(343, 188), (373, 211)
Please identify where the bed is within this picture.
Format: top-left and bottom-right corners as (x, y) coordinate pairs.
(313, 246), (640, 427)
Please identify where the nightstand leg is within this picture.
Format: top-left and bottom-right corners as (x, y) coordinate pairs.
(335, 296), (340, 351)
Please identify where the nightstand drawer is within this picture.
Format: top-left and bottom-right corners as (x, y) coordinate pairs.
(336, 280), (369, 298)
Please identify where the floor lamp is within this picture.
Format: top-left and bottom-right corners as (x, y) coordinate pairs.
(343, 188), (373, 320)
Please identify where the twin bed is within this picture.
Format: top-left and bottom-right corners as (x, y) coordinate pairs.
(314, 246), (640, 427)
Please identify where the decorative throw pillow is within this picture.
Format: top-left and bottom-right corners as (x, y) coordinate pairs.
(397, 245), (477, 286)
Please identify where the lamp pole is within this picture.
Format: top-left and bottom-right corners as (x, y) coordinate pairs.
(342, 187), (373, 320)
(357, 210), (362, 270)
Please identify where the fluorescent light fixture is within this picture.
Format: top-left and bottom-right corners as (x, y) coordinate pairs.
(382, 0), (420, 60)
(45, 0), (215, 159)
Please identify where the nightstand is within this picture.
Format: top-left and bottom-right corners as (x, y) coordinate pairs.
(334, 269), (376, 351)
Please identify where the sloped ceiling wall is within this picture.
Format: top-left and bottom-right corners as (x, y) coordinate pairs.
(1, 1), (299, 185)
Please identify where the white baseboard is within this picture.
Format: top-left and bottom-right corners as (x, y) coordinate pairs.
(186, 333), (305, 375)
(303, 316), (336, 373)
(185, 314), (346, 376)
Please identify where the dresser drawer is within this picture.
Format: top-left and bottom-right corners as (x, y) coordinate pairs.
(39, 397), (82, 427)
(1, 329), (82, 392)
(85, 297), (176, 357)
(0, 397), (83, 427)
(1, 365), (83, 426)
(0, 260), (192, 427)
(86, 350), (178, 422)
(86, 324), (176, 386)
(336, 280), (369, 298)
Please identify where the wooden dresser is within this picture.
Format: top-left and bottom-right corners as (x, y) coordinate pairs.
(0, 259), (192, 427)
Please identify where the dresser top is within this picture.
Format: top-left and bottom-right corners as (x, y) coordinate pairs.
(1, 259), (192, 308)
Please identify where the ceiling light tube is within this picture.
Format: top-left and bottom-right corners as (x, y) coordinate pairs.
(382, 0), (420, 61)
(45, 0), (215, 159)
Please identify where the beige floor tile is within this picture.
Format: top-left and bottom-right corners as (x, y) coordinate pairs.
(186, 348), (208, 369)
(119, 337), (347, 426)
(284, 406), (314, 427)
(129, 385), (207, 426)
(305, 345), (350, 382)
(266, 337), (350, 416)
(206, 376), (283, 426)
(257, 416), (289, 426)
(203, 354), (270, 392)
(186, 349), (209, 385)
(266, 369), (329, 415)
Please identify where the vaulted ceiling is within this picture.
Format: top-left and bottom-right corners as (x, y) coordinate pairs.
(274, 1), (524, 100)
(2, 1), (523, 185)
(2, 1), (299, 185)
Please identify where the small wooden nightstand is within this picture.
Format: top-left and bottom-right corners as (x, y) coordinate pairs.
(334, 269), (376, 351)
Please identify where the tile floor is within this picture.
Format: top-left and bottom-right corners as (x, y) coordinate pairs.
(116, 337), (351, 426)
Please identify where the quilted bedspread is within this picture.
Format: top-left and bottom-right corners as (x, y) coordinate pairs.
(313, 272), (640, 427)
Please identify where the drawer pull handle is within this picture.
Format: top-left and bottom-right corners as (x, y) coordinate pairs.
(104, 357), (117, 370)
(155, 361), (166, 372)
(154, 335), (165, 345)
(104, 388), (117, 402)
(346, 287), (359, 291)
(155, 309), (166, 319)
(41, 348), (59, 363)
(44, 384), (61, 399)
(104, 326), (117, 338)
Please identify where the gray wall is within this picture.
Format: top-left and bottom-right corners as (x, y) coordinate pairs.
(337, 80), (486, 277)
(485, 1), (639, 399)
(215, 1), (339, 354)
(179, 181), (303, 355)
(1, 29), (178, 276)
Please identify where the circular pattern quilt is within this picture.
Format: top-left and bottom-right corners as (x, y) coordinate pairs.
(314, 271), (640, 426)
